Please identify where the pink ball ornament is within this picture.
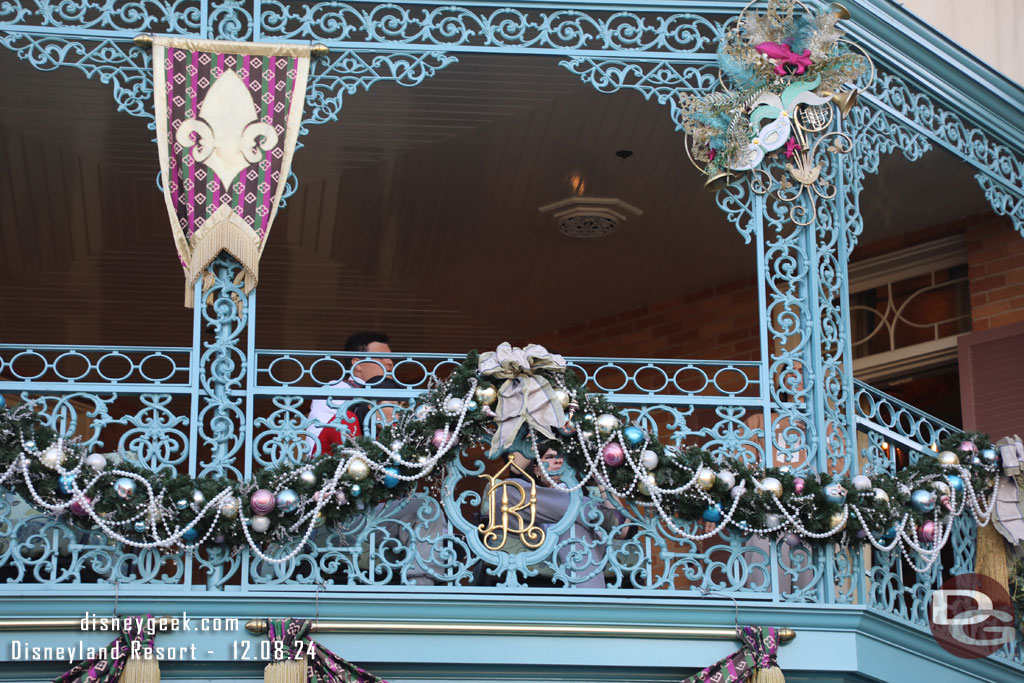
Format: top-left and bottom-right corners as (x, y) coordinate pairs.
(919, 520), (936, 543)
(793, 477), (805, 494)
(959, 440), (976, 453)
(250, 489), (276, 515)
(70, 496), (91, 517)
(432, 429), (458, 449)
(602, 443), (625, 468)
(784, 533), (802, 547)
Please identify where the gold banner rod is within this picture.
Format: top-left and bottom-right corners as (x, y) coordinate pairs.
(243, 620), (795, 644)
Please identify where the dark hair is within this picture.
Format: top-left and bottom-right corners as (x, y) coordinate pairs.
(538, 439), (561, 456)
(343, 331), (390, 369)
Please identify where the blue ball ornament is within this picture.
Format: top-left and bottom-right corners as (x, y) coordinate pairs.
(823, 482), (847, 505)
(383, 467), (400, 489)
(910, 489), (936, 513)
(114, 477), (137, 500)
(465, 400), (479, 413)
(881, 526), (898, 542)
(58, 474), (76, 495)
(134, 521), (147, 534)
(350, 484), (362, 497)
(182, 528), (198, 543)
(981, 448), (1000, 465)
(275, 488), (299, 513)
(946, 475), (965, 494)
(702, 505), (723, 523)
(623, 426), (645, 446)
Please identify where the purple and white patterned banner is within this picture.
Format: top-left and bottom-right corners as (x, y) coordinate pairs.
(153, 38), (311, 306)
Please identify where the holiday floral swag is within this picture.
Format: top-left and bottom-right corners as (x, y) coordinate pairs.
(0, 343), (1003, 569)
(679, 0), (867, 180)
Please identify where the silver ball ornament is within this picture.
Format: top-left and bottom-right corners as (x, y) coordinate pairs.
(851, 475), (872, 492)
(829, 512), (846, 530)
(39, 444), (66, 470)
(219, 497), (240, 520)
(250, 515), (271, 533)
(191, 489), (206, 506)
(760, 477), (783, 498)
(730, 484), (747, 500)
(594, 414), (620, 436)
(114, 477), (137, 500)
(299, 470), (317, 486)
(764, 513), (781, 529)
(347, 458), (370, 481)
(85, 453), (107, 472)
(553, 389), (571, 409)
(641, 450), (659, 470)
(717, 470), (736, 490)
(444, 397), (464, 414)
(696, 468), (716, 491)
(474, 385), (498, 407)
(784, 533), (802, 547)
(872, 488), (890, 504)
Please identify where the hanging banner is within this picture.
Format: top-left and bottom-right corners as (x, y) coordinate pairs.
(152, 38), (312, 307)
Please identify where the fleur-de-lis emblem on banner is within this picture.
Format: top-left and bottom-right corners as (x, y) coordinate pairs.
(176, 70), (278, 187)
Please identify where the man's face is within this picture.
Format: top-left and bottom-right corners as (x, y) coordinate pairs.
(535, 448), (564, 484)
(352, 341), (393, 382)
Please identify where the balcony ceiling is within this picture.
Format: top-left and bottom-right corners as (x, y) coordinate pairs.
(0, 49), (992, 354)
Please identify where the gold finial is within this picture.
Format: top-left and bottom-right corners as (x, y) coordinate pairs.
(311, 43), (330, 58)
(133, 34), (154, 49)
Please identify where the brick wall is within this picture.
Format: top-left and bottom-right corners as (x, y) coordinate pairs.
(967, 218), (1024, 331)
(533, 275), (760, 360)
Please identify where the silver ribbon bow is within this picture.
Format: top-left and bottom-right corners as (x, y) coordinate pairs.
(478, 343), (567, 457)
(993, 435), (1024, 546)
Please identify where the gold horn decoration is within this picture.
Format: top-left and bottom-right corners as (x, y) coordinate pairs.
(831, 89), (859, 117)
(830, 3), (851, 20)
(704, 171), (734, 193)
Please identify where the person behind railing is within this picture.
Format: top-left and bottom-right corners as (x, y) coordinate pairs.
(484, 441), (626, 588)
(305, 331), (399, 456)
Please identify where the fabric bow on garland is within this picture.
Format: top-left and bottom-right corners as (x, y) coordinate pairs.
(264, 619), (385, 683)
(478, 343), (567, 457)
(681, 626), (784, 683)
(993, 435), (1024, 546)
(54, 614), (160, 683)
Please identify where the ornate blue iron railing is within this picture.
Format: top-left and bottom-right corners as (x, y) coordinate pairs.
(2, 0), (1024, 675)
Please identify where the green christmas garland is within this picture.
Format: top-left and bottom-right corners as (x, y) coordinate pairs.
(0, 348), (1003, 567)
